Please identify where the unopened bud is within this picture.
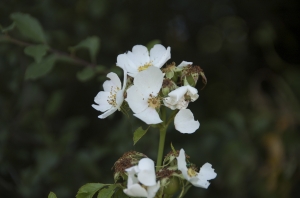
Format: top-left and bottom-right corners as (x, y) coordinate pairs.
(162, 78), (178, 96)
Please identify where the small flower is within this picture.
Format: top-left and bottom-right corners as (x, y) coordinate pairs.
(176, 149), (217, 189)
(117, 44), (171, 77)
(126, 66), (164, 124)
(163, 85), (198, 110)
(92, 71), (127, 119)
(174, 109), (200, 134)
(124, 158), (160, 198)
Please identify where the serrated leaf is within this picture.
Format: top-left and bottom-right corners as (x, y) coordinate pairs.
(133, 126), (149, 145)
(97, 185), (116, 198)
(76, 183), (107, 198)
(76, 67), (95, 82)
(112, 187), (130, 198)
(10, 12), (46, 43)
(24, 44), (48, 63)
(25, 55), (57, 80)
(146, 39), (161, 51)
(48, 192), (57, 198)
(70, 36), (100, 63)
(0, 22), (15, 33)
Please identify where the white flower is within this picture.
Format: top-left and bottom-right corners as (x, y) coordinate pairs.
(126, 66), (164, 124)
(163, 85), (199, 110)
(176, 149), (217, 189)
(124, 158), (160, 198)
(174, 109), (200, 134)
(117, 44), (171, 77)
(92, 71), (127, 119)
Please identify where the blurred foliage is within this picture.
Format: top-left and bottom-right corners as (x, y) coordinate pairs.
(0, 0), (300, 197)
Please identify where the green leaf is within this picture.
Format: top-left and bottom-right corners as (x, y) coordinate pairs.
(76, 67), (95, 82)
(70, 36), (100, 63)
(24, 44), (48, 63)
(76, 183), (107, 198)
(133, 126), (149, 145)
(10, 12), (46, 43)
(146, 39), (161, 51)
(97, 185), (116, 198)
(171, 142), (176, 153)
(25, 55), (57, 80)
(112, 187), (130, 198)
(48, 192), (57, 198)
(0, 22), (15, 33)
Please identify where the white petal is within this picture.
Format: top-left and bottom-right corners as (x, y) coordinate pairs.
(190, 177), (210, 189)
(134, 66), (164, 96)
(123, 184), (148, 197)
(134, 107), (162, 125)
(126, 85), (148, 113)
(115, 90), (124, 109)
(174, 109), (200, 134)
(106, 72), (121, 88)
(163, 97), (177, 110)
(147, 181), (160, 198)
(98, 107), (117, 119)
(92, 91), (111, 112)
(150, 44), (171, 68)
(138, 158), (156, 186)
(130, 45), (150, 65)
(168, 86), (188, 101)
(186, 85), (199, 101)
(117, 54), (137, 75)
(102, 80), (115, 92)
(177, 61), (193, 68)
(176, 149), (190, 181)
(199, 163), (217, 181)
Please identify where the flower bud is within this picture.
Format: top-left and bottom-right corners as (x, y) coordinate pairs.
(161, 78), (178, 97)
(162, 62), (176, 79)
(113, 151), (147, 183)
(164, 177), (180, 196)
(181, 65), (204, 87)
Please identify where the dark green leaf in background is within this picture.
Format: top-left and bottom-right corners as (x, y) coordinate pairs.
(77, 67), (95, 82)
(133, 126), (149, 145)
(76, 183), (107, 198)
(48, 192), (57, 198)
(70, 36), (100, 63)
(0, 22), (15, 33)
(25, 54), (57, 80)
(24, 44), (48, 63)
(97, 184), (116, 198)
(10, 12), (46, 43)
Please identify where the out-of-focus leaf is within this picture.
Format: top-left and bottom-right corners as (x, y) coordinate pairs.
(133, 126), (149, 145)
(69, 36), (100, 63)
(10, 12), (46, 43)
(76, 183), (107, 198)
(146, 39), (161, 50)
(25, 55), (57, 80)
(48, 192), (57, 198)
(97, 184), (116, 198)
(24, 44), (48, 63)
(77, 67), (95, 82)
(0, 22), (15, 33)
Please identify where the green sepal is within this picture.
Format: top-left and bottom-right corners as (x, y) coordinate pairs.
(133, 126), (149, 145)
(76, 183), (108, 198)
(10, 12), (46, 43)
(48, 192), (57, 198)
(24, 44), (48, 63)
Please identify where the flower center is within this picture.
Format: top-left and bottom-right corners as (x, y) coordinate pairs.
(148, 94), (161, 109)
(187, 168), (198, 177)
(108, 87), (120, 107)
(138, 62), (152, 72)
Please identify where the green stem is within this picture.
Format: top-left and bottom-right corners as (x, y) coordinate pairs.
(156, 125), (167, 171)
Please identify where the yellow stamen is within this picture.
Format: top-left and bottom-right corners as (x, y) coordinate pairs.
(187, 168), (198, 177)
(107, 87), (120, 107)
(138, 62), (152, 72)
(147, 94), (161, 109)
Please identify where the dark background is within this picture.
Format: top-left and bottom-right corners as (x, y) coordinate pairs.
(1, 0), (300, 197)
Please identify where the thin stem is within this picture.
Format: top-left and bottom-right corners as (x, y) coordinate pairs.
(1, 34), (99, 68)
(156, 125), (167, 171)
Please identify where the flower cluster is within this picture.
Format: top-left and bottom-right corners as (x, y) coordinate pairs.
(113, 149), (217, 198)
(92, 44), (202, 134)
